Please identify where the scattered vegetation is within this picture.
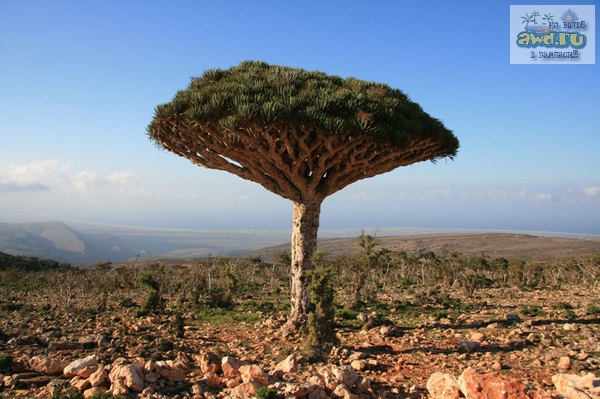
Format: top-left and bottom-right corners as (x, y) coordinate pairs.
(1, 232), (599, 359)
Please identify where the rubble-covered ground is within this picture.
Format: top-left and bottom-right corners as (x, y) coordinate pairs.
(1, 278), (599, 398)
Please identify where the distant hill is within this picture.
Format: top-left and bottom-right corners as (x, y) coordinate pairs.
(0, 221), (291, 264)
(243, 233), (600, 262)
(0, 221), (139, 264)
(0, 251), (75, 271)
(2, 221), (599, 265)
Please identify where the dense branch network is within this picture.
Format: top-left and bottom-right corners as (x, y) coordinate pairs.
(153, 121), (452, 203)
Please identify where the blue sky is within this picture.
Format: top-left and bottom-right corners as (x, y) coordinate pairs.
(0, 1), (598, 235)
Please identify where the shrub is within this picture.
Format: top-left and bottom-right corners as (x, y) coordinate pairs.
(553, 302), (573, 310)
(587, 304), (600, 315)
(301, 255), (338, 361)
(170, 311), (185, 338)
(431, 309), (448, 320)
(564, 309), (577, 319)
(521, 305), (545, 317)
(0, 353), (12, 369)
(255, 386), (277, 399)
(137, 272), (164, 316)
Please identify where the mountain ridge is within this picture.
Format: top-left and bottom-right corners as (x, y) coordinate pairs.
(0, 221), (139, 264)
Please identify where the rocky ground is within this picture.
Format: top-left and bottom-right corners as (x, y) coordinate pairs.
(1, 284), (599, 398)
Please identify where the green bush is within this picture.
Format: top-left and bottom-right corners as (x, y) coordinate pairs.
(0, 353), (12, 369)
(553, 302), (573, 310)
(431, 309), (448, 320)
(521, 305), (545, 317)
(564, 309), (577, 319)
(301, 258), (338, 361)
(255, 386), (277, 399)
(587, 304), (600, 315)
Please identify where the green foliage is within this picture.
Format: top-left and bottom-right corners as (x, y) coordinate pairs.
(196, 306), (261, 324)
(170, 311), (185, 338)
(0, 300), (23, 311)
(139, 272), (160, 291)
(137, 267), (164, 316)
(432, 293), (465, 310)
(301, 252), (338, 361)
(431, 309), (449, 320)
(335, 307), (360, 320)
(563, 309), (578, 319)
(587, 304), (600, 315)
(0, 251), (74, 272)
(205, 287), (233, 309)
(553, 302), (573, 310)
(521, 305), (545, 317)
(149, 61), (458, 151)
(51, 388), (83, 399)
(255, 386), (277, 399)
(0, 353), (12, 369)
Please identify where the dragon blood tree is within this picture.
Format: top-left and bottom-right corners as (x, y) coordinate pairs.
(147, 61), (459, 332)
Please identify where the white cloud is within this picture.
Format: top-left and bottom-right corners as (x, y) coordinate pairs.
(1, 159), (70, 185)
(534, 193), (554, 202)
(0, 160), (142, 196)
(583, 186), (600, 197)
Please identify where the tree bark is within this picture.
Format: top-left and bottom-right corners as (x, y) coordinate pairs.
(286, 200), (322, 333)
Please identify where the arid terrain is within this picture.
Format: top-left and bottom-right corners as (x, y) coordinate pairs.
(1, 233), (599, 398)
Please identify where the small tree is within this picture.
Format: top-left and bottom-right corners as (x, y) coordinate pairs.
(348, 230), (390, 308)
(148, 61), (459, 332)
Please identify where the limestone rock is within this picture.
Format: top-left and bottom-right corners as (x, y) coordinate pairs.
(70, 376), (91, 391)
(285, 382), (314, 397)
(275, 353), (299, 373)
(64, 355), (98, 378)
(204, 371), (221, 389)
(88, 366), (108, 387)
(557, 356), (572, 371)
(458, 367), (530, 399)
(109, 362), (145, 393)
(427, 372), (460, 399)
(229, 381), (261, 398)
(552, 373), (600, 399)
(222, 356), (243, 380)
(29, 356), (68, 375)
(332, 382), (358, 399)
(83, 386), (107, 399)
(199, 351), (221, 373)
(239, 364), (270, 386)
(320, 367), (340, 391)
(470, 332), (485, 342)
(332, 365), (359, 389)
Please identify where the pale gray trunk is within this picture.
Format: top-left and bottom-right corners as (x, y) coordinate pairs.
(286, 200), (321, 331)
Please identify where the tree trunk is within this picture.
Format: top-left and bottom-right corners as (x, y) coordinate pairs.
(286, 200), (321, 333)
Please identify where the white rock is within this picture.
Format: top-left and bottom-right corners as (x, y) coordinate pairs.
(63, 355), (98, 377)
